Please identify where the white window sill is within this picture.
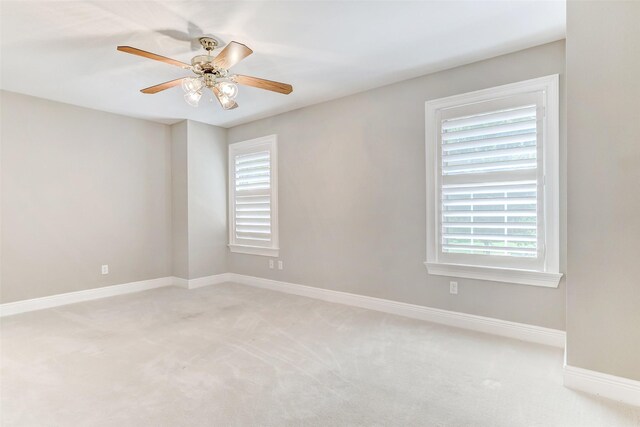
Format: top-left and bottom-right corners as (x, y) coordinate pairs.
(229, 244), (279, 257)
(424, 262), (562, 288)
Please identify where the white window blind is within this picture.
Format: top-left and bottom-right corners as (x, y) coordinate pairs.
(229, 135), (279, 257)
(425, 75), (561, 287)
(441, 104), (538, 259)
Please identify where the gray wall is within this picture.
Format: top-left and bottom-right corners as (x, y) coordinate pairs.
(1, 93), (228, 301)
(1, 91), (173, 303)
(566, 1), (640, 380)
(170, 120), (228, 280)
(171, 121), (189, 279)
(228, 41), (567, 330)
(186, 120), (228, 278)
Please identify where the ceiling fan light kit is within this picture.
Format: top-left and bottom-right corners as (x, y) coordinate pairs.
(117, 36), (293, 111)
(184, 89), (202, 107)
(181, 77), (203, 94)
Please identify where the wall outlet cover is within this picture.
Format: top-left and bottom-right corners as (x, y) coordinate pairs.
(101, 265), (109, 275)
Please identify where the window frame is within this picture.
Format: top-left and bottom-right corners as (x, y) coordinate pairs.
(228, 134), (279, 257)
(425, 75), (562, 288)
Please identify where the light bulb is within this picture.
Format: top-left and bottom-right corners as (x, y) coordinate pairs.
(218, 82), (238, 99)
(184, 90), (202, 107)
(181, 77), (202, 93)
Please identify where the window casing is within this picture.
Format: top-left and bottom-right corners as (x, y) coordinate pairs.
(228, 135), (279, 257)
(425, 76), (561, 287)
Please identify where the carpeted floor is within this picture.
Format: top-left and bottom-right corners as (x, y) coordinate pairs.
(2, 282), (639, 426)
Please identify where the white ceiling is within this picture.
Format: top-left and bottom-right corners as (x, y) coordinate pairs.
(0, 1), (565, 128)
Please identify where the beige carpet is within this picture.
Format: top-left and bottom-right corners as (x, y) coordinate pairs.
(2, 282), (639, 426)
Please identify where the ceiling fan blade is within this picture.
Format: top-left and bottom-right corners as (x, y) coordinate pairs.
(117, 46), (191, 69)
(213, 41), (253, 69)
(140, 78), (186, 94)
(234, 75), (293, 94)
(212, 87), (238, 110)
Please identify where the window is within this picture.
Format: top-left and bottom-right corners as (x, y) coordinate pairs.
(425, 75), (562, 287)
(228, 135), (279, 257)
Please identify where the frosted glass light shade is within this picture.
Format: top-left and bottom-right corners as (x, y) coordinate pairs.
(218, 82), (238, 99)
(218, 94), (235, 110)
(184, 90), (202, 107)
(181, 77), (203, 93)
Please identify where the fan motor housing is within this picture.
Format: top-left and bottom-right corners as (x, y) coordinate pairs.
(198, 37), (219, 51)
(192, 36), (222, 74)
(191, 55), (215, 72)
(191, 55), (229, 77)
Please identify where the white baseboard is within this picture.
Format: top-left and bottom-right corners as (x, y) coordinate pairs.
(227, 273), (566, 348)
(172, 273), (233, 290)
(564, 365), (640, 407)
(0, 277), (174, 317)
(172, 277), (189, 289)
(0, 273), (234, 316)
(1, 272), (564, 348)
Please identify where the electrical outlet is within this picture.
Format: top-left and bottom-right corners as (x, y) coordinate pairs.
(449, 281), (458, 295)
(278, 260), (283, 270)
(101, 265), (109, 275)
(269, 259), (275, 269)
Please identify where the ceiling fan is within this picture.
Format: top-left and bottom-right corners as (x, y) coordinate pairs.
(117, 37), (293, 110)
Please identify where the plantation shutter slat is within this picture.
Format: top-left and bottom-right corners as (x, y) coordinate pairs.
(442, 222), (537, 230)
(443, 234), (536, 242)
(442, 158), (537, 175)
(235, 151), (271, 192)
(442, 244), (537, 256)
(442, 118), (536, 141)
(442, 209), (536, 217)
(439, 102), (540, 259)
(442, 133), (537, 152)
(443, 197), (535, 206)
(441, 105), (537, 130)
(232, 147), (273, 247)
(443, 146), (536, 163)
